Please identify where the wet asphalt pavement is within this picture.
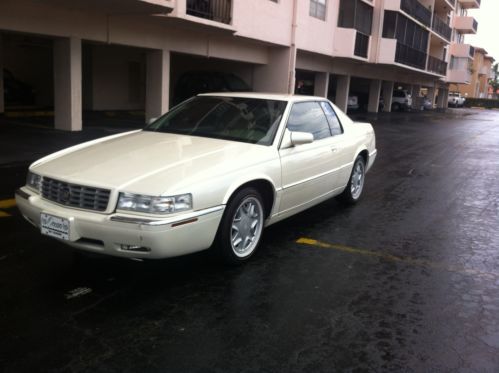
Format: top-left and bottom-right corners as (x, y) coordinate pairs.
(0, 109), (498, 372)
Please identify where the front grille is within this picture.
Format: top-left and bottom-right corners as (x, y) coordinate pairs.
(40, 177), (110, 212)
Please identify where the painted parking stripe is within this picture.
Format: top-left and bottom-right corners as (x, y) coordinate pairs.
(296, 237), (497, 280)
(0, 199), (16, 209)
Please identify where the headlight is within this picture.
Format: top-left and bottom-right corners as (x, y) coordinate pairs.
(117, 193), (192, 214)
(26, 171), (42, 192)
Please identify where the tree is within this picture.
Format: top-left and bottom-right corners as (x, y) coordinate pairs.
(489, 63), (499, 92)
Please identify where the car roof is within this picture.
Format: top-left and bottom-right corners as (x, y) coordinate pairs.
(198, 92), (329, 102)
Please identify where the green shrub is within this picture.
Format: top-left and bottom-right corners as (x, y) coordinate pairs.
(463, 98), (499, 109)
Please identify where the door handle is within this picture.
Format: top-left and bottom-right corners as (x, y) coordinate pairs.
(331, 147), (338, 153)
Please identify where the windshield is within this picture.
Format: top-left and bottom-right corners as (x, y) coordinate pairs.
(144, 96), (287, 146)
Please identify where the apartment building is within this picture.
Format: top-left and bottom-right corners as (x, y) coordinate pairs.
(450, 47), (495, 98)
(0, 0), (481, 131)
(447, 0), (480, 87)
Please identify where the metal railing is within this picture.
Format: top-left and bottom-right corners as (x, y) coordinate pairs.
(431, 16), (452, 40)
(395, 42), (427, 70)
(447, 0), (456, 6)
(427, 55), (448, 76)
(400, 0), (432, 27)
(186, 0), (232, 24)
(354, 32), (369, 58)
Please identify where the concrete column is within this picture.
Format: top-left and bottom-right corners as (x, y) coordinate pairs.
(146, 49), (170, 121)
(368, 79), (382, 113)
(437, 88), (448, 109)
(0, 34), (5, 114)
(382, 80), (394, 112)
(427, 85), (436, 108)
(254, 46), (295, 94)
(53, 37), (82, 131)
(411, 84), (421, 110)
(314, 72), (329, 98)
(335, 75), (350, 113)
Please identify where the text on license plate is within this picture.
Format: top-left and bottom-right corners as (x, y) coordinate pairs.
(41, 213), (70, 240)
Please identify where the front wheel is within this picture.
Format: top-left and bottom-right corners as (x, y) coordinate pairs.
(339, 155), (366, 204)
(216, 187), (265, 265)
(391, 102), (400, 112)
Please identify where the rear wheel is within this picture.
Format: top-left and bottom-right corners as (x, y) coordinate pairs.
(216, 187), (265, 265)
(391, 102), (400, 112)
(339, 155), (366, 204)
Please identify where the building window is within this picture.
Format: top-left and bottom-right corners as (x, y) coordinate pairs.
(338, 0), (373, 35)
(310, 0), (326, 21)
(382, 11), (428, 53)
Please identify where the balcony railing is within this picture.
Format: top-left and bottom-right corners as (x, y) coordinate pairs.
(427, 55), (448, 76)
(400, 0), (432, 27)
(354, 32), (369, 58)
(186, 0), (232, 24)
(395, 42), (427, 70)
(432, 16), (452, 41)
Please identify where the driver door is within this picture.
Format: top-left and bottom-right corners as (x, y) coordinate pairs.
(278, 101), (342, 216)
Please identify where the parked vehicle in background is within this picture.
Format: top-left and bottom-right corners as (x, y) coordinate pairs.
(448, 92), (465, 107)
(173, 71), (251, 105)
(423, 96), (433, 110)
(16, 93), (377, 265)
(391, 89), (413, 111)
(347, 95), (359, 111)
(328, 94), (359, 111)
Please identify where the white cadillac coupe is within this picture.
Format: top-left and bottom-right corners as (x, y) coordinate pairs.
(16, 93), (376, 264)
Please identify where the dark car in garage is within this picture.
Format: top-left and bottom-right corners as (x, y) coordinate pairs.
(173, 71), (251, 105)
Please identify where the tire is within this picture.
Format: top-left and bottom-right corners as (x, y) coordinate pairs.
(339, 155), (366, 204)
(215, 187), (265, 265)
(391, 102), (400, 112)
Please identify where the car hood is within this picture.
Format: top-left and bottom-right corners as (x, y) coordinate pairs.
(32, 131), (276, 195)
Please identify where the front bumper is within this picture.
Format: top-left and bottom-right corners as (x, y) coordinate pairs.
(15, 187), (224, 259)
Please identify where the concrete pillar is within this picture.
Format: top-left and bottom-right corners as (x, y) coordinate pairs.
(437, 88), (448, 109)
(254, 46), (295, 94)
(314, 72), (329, 98)
(368, 79), (382, 113)
(335, 75), (350, 113)
(146, 49), (170, 121)
(382, 80), (394, 112)
(53, 37), (82, 131)
(427, 85), (436, 108)
(411, 84), (421, 110)
(0, 34), (4, 114)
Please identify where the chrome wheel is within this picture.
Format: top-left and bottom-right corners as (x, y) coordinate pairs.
(350, 159), (365, 200)
(230, 196), (263, 257)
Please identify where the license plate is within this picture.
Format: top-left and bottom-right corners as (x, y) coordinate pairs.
(41, 213), (70, 240)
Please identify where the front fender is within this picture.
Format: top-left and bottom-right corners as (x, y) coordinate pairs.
(222, 174), (279, 206)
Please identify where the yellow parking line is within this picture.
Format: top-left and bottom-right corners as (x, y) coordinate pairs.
(296, 237), (497, 280)
(0, 199), (16, 209)
(0, 211), (11, 218)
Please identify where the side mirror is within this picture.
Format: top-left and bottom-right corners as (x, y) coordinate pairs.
(290, 131), (314, 146)
(147, 117), (158, 125)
